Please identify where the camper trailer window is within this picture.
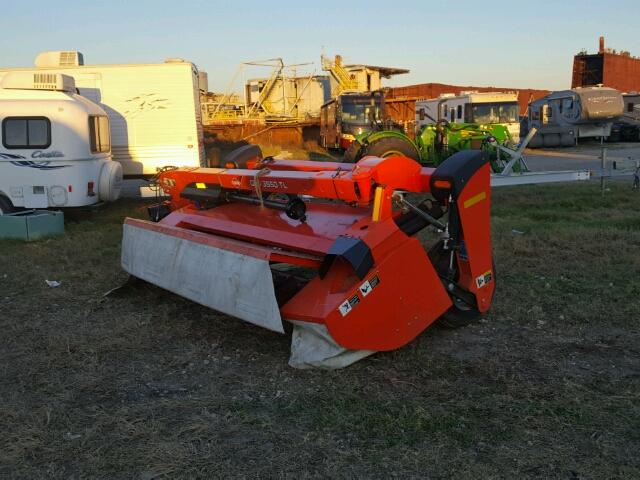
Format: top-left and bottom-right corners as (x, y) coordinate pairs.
(2, 117), (51, 149)
(89, 116), (111, 153)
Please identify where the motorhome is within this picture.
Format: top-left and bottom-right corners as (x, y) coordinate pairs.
(527, 87), (624, 147)
(0, 51), (205, 175)
(415, 92), (521, 140)
(0, 72), (122, 213)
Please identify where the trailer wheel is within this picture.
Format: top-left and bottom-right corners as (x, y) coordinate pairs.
(428, 240), (495, 329)
(99, 162), (123, 202)
(438, 299), (483, 329)
(342, 142), (362, 163)
(0, 195), (15, 215)
(361, 137), (420, 161)
(437, 262), (497, 328)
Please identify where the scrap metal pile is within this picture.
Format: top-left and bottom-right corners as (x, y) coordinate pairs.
(121, 147), (495, 368)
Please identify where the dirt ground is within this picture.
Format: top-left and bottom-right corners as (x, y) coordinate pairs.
(1, 181), (639, 479)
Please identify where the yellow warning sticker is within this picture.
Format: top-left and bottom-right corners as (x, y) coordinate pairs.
(463, 191), (486, 209)
(196, 182), (206, 189)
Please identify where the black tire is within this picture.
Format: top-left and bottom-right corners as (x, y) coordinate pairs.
(362, 136), (420, 161)
(428, 240), (496, 329)
(438, 299), (483, 329)
(342, 142), (362, 163)
(0, 195), (15, 215)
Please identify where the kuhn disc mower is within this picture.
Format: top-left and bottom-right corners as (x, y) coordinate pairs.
(121, 147), (495, 368)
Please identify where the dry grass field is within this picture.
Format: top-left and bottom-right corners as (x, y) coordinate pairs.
(1, 181), (639, 478)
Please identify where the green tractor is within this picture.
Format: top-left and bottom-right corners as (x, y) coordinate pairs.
(343, 120), (524, 173)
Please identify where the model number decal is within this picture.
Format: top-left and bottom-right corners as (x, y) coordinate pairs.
(249, 179), (288, 189)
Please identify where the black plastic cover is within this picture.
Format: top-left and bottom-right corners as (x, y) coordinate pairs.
(430, 150), (488, 201)
(318, 236), (374, 280)
(180, 183), (222, 203)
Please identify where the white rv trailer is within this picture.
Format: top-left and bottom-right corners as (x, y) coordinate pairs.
(416, 92), (521, 140)
(0, 51), (205, 176)
(0, 72), (122, 213)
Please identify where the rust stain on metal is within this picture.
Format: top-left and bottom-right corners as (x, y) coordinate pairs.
(204, 120), (319, 147)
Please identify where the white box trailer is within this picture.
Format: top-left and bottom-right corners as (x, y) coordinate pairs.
(416, 92), (521, 140)
(0, 72), (122, 212)
(0, 51), (205, 176)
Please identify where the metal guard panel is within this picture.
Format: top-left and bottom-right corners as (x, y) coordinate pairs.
(121, 221), (284, 333)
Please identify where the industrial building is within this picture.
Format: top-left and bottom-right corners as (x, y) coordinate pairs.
(244, 74), (330, 119)
(321, 54), (409, 96)
(200, 58), (331, 125)
(204, 55), (409, 146)
(572, 36), (640, 92)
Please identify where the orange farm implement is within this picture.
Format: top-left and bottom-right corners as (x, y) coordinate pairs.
(121, 149), (495, 368)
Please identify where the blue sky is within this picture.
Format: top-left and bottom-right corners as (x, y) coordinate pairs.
(1, 0), (638, 92)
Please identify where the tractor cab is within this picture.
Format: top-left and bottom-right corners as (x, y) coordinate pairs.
(321, 91), (386, 150)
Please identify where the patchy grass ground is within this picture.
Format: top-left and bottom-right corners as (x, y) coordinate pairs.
(1, 182), (639, 479)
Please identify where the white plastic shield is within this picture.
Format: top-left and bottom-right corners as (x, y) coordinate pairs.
(121, 223), (284, 333)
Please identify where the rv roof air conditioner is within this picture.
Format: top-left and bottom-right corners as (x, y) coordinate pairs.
(1, 72), (77, 92)
(34, 51), (85, 68)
